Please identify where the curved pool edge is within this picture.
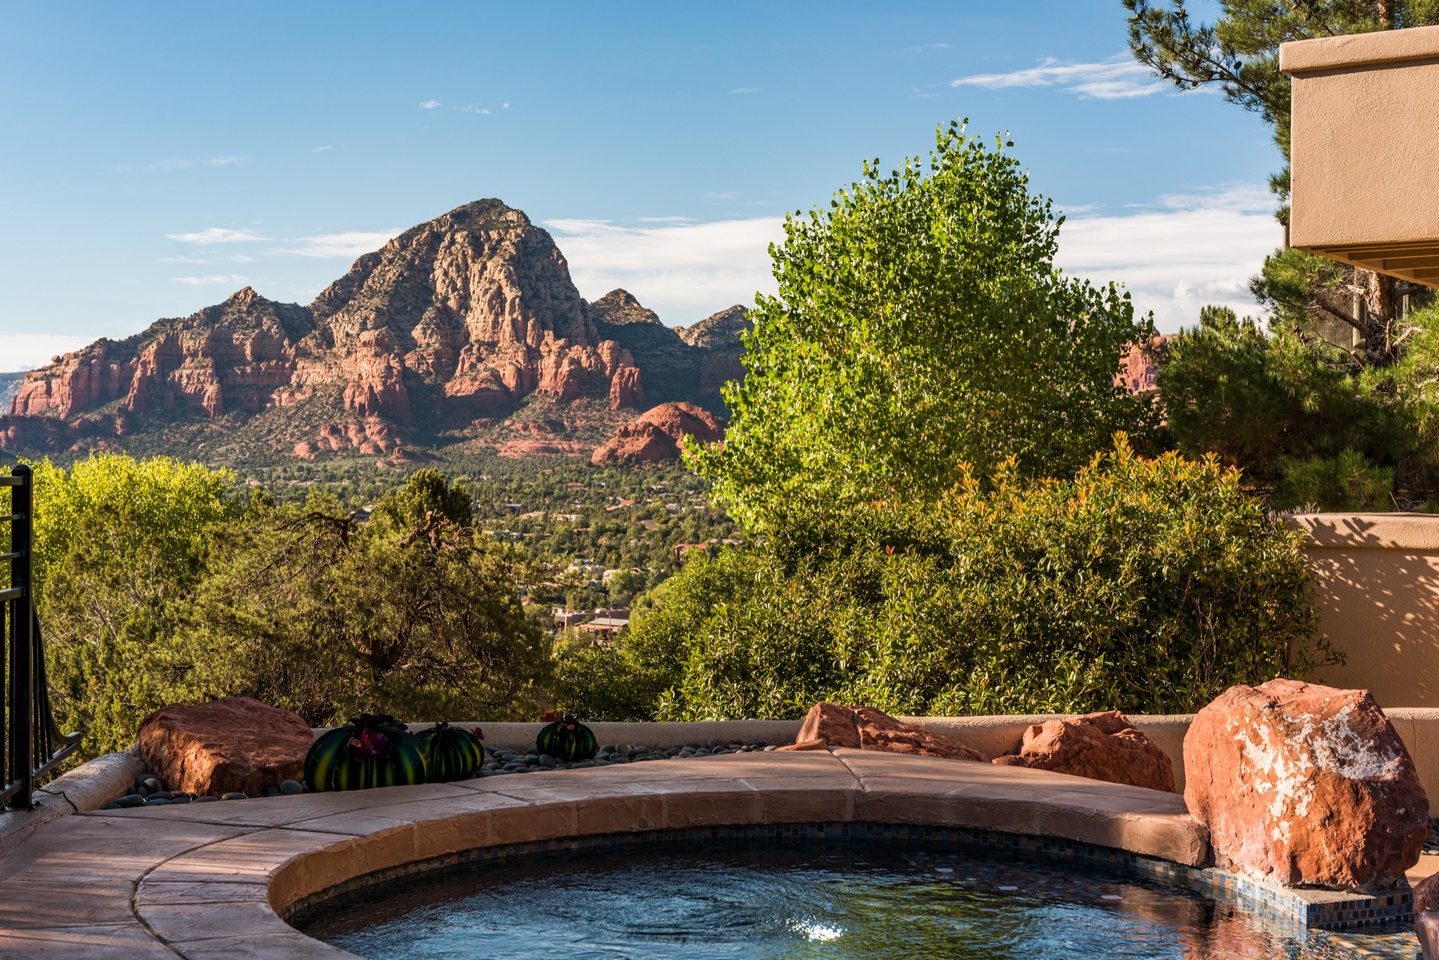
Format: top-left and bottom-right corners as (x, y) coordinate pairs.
(0, 749), (1412, 960)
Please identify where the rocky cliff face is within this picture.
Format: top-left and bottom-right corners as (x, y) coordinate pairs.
(1, 199), (748, 460)
(592, 292), (750, 410)
(0, 372), (27, 413)
(591, 401), (725, 464)
(677, 305), (750, 399)
(10, 287), (312, 422)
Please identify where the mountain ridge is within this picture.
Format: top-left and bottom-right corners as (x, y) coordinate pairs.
(0, 199), (749, 465)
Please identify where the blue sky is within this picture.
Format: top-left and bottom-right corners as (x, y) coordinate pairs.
(0, 1), (1280, 370)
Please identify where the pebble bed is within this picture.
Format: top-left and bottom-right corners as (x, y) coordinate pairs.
(102, 739), (776, 807)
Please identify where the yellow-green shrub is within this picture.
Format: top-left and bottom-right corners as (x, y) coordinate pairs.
(568, 439), (1332, 720)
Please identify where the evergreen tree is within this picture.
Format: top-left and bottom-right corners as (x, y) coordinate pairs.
(1124, 0), (1439, 365)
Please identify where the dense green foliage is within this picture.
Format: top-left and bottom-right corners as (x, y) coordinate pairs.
(694, 122), (1154, 534)
(23, 457), (546, 759)
(173, 481), (546, 728)
(556, 121), (1335, 722)
(1156, 304), (1439, 508)
(556, 441), (1331, 720)
(26, 455), (238, 754)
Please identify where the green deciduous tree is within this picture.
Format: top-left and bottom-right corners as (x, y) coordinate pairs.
(692, 121), (1155, 534)
(25, 454), (238, 755)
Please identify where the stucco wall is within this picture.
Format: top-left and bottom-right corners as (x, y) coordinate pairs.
(1288, 514), (1439, 708)
(1283, 25), (1439, 285)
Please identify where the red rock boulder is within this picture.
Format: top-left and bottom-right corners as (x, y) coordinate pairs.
(991, 711), (1176, 793)
(136, 696), (316, 797)
(1416, 870), (1439, 916)
(1184, 679), (1428, 890)
(777, 702), (986, 761)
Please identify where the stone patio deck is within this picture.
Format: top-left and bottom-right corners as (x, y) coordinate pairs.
(0, 749), (1236, 959)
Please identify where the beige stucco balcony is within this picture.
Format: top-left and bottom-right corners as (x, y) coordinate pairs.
(1283, 25), (1439, 286)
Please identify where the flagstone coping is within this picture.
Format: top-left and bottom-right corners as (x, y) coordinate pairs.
(0, 749), (1212, 959)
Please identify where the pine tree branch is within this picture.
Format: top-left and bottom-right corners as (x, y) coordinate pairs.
(1310, 298), (1368, 334)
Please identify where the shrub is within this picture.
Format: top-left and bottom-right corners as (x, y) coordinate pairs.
(176, 481), (549, 727)
(578, 439), (1332, 720)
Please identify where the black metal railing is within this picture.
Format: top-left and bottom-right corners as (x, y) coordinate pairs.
(0, 464), (80, 810)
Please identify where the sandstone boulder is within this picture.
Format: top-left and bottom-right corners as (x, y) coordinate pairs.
(784, 701), (862, 750)
(1184, 679), (1428, 890)
(777, 702), (986, 761)
(136, 696), (315, 798)
(1415, 870), (1439, 916)
(991, 711), (1175, 793)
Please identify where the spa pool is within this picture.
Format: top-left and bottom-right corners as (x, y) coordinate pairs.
(293, 833), (1375, 960)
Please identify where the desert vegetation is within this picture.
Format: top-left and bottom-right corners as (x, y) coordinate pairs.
(0, 120), (1361, 759)
(555, 123), (1332, 722)
(20, 98), (1439, 754)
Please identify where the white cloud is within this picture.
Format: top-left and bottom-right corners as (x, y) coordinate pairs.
(730, 87), (760, 94)
(544, 217), (783, 324)
(0, 334), (95, 371)
(952, 55), (1164, 100)
(166, 224), (397, 259)
(1152, 183), (1273, 214)
(166, 227), (267, 244)
(419, 99), (442, 109)
(1055, 183), (1282, 332)
(902, 42), (950, 53)
(313, 145), (333, 153)
(172, 274), (250, 286)
(207, 156), (248, 167)
(501, 102), (510, 110)
(460, 104), (491, 115)
(275, 230), (401, 258)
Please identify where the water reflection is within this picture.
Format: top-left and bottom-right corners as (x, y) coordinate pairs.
(297, 840), (1355, 960)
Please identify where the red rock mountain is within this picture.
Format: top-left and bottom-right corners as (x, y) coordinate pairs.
(0, 200), (749, 460)
(591, 401), (725, 464)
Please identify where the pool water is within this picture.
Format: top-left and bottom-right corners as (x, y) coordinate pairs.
(295, 839), (1375, 960)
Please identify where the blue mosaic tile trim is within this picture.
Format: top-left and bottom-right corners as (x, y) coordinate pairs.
(279, 822), (1417, 949)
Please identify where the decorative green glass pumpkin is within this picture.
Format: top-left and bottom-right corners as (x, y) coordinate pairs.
(417, 722), (485, 782)
(535, 715), (598, 761)
(305, 713), (428, 792)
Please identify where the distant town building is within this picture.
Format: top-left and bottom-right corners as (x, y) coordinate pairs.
(675, 542), (709, 563)
(551, 607), (632, 635)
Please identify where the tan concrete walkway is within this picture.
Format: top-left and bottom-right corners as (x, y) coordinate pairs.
(0, 749), (1206, 960)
